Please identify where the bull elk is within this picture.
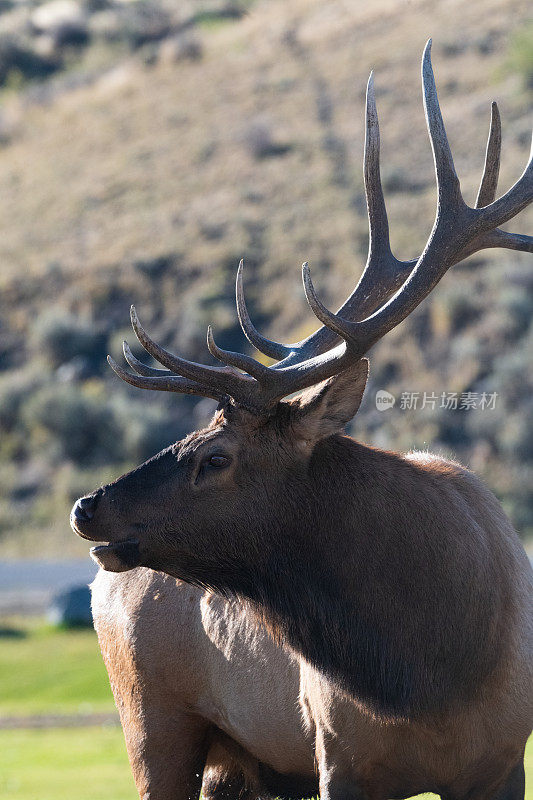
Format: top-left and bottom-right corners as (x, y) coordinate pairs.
(72, 42), (532, 800)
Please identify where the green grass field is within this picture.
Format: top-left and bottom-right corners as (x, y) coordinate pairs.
(0, 618), (531, 800)
(1, 728), (532, 800)
(0, 727), (136, 800)
(0, 618), (115, 717)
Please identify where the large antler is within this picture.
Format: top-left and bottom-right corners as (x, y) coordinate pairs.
(109, 40), (532, 414)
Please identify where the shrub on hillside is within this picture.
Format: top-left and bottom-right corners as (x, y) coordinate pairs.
(0, 370), (41, 433)
(32, 311), (108, 371)
(440, 284), (482, 333)
(110, 394), (188, 463)
(22, 383), (123, 465)
(20, 379), (190, 467)
(31, 0), (89, 50)
(499, 403), (533, 463)
(497, 286), (532, 340)
(119, 2), (170, 50)
(508, 22), (533, 89)
(244, 120), (292, 159)
(0, 35), (59, 85)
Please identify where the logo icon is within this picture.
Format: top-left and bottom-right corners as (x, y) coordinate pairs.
(375, 390), (395, 411)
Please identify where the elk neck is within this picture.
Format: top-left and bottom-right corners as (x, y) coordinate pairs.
(205, 434), (513, 721)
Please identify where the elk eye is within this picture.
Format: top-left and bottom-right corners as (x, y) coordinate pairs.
(207, 454), (229, 468)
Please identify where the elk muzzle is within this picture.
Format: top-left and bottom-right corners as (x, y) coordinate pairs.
(70, 491), (142, 572)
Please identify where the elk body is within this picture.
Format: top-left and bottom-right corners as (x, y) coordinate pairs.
(72, 43), (533, 800)
(91, 567), (318, 799)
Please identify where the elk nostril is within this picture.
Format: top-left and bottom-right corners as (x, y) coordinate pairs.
(75, 495), (99, 521)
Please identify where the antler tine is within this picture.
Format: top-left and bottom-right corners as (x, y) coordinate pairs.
(480, 131), (532, 230)
(127, 305), (275, 412)
(107, 356), (227, 402)
(302, 263), (358, 342)
(228, 74), (418, 371)
(364, 71), (392, 265)
(231, 72), (418, 372)
(334, 69), (416, 313)
(207, 325), (271, 382)
(476, 102), (501, 208)
(307, 40), (531, 350)
(130, 306), (243, 387)
(292, 40), (466, 355)
(273, 74), (417, 370)
(481, 229), (533, 253)
(235, 260), (293, 361)
(422, 39), (462, 204)
(212, 262), (358, 391)
(214, 258), (375, 403)
(123, 340), (170, 377)
(275, 73), (421, 368)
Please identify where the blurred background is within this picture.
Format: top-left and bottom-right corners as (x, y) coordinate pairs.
(0, 0), (531, 797)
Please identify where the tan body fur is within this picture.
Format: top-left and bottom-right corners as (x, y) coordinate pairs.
(91, 567), (316, 799)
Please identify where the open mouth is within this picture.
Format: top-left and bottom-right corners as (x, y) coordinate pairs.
(70, 498), (142, 572)
(89, 538), (141, 572)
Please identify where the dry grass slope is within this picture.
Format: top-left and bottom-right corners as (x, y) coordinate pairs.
(0, 0), (531, 555)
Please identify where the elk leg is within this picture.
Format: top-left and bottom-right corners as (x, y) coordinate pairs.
(315, 722), (369, 800)
(489, 759), (525, 800)
(202, 774), (257, 800)
(319, 775), (368, 800)
(317, 753), (368, 800)
(445, 757), (526, 800)
(119, 707), (211, 800)
(202, 732), (264, 800)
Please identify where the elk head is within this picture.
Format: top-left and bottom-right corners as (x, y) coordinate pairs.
(71, 40), (532, 586)
(71, 359), (369, 578)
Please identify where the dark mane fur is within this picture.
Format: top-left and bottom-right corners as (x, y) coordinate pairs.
(221, 435), (512, 719)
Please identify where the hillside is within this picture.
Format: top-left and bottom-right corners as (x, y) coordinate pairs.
(0, 0), (531, 556)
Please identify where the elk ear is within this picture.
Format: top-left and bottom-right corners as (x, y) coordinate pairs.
(290, 358), (369, 447)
